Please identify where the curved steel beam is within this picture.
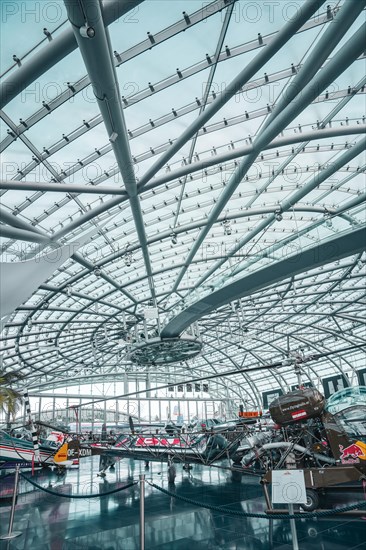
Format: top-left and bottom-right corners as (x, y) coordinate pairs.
(54, 343), (364, 408)
(246, 74), (366, 211)
(173, 1), (235, 230)
(261, 0), (366, 132)
(135, 124), (366, 195)
(0, 0), (236, 153)
(0, 0), (143, 109)
(1, 125), (363, 197)
(192, 136), (366, 289)
(43, 0), (324, 241)
(0, 225), (51, 244)
(0, 207), (48, 235)
(161, 226), (366, 337)
(136, 0), (325, 190)
(8, 191), (356, 332)
(64, 0), (156, 301)
(42, 124), (365, 242)
(170, 23), (366, 292)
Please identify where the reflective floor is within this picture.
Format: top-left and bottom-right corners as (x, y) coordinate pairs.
(1, 458), (365, 550)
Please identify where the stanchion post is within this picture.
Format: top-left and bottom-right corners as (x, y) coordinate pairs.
(262, 481), (272, 510)
(288, 503), (299, 550)
(139, 474), (145, 550)
(0, 465), (22, 540)
(285, 455), (300, 550)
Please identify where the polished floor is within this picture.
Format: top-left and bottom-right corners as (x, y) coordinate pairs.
(0, 457), (365, 550)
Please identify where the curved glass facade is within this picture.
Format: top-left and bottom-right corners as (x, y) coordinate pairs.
(0, 0), (365, 412)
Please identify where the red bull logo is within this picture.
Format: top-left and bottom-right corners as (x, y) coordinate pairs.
(339, 441), (366, 464)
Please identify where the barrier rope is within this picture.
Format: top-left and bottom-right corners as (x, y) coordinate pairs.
(20, 472), (137, 498)
(17, 472), (366, 516)
(147, 481), (366, 519)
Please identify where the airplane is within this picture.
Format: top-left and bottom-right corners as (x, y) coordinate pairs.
(57, 414), (256, 482)
(114, 413), (266, 474)
(42, 408), (267, 478)
(0, 428), (80, 470)
(238, 385), (366, 511)
(82, 432), (245, 482)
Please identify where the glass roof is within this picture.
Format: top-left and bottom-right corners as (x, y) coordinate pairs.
(0, 0), (365, 406)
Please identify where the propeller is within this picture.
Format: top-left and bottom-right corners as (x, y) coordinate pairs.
(129, 416), (135, 434)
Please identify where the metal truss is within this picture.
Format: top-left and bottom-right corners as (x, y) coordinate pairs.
(0, 0), (365, 406)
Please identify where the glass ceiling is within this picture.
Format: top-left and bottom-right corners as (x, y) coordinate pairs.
(0, 0), (365, 408)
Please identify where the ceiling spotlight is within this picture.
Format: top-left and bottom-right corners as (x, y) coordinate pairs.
(66, 285), (72, 297)
(125, 252), (132, 267)
(170, 232), (178, 245)
(109, 132), (118, 143)
(275, 209), (283, 222)
(324, 212), (332, 227)
(79, 25), (95, 39)
(222, 219), (232, 235)
(94, 266), (101, 277)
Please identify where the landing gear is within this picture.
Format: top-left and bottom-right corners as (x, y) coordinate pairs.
(145, 461), (149, 469)
(98, 455), (114, 477)
(300, 489), (319, 512)
(168, 465), (176, 483)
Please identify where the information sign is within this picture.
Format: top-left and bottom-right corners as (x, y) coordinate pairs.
(272, 470), (306, 504)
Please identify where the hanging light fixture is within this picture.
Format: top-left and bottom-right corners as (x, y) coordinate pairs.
(124, 251), (133, 266)
(222, 219), (232, 235)
(275, 209), (283, 222)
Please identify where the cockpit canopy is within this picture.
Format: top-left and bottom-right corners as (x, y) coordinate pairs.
(325, 386), (366, 414)
(323, 385), (366, 444)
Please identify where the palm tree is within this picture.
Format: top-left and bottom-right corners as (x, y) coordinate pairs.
(0, 369), (23, 421)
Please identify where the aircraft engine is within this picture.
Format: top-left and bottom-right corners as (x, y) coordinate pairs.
(269, 388), (325, 426)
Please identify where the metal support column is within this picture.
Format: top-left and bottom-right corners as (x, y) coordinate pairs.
(79, 398), (82, 433)
(38, 397), (42, 421)
(0, 465), (22, 540)
(91, 400), (94, 434)
(139, 474), (145, 550)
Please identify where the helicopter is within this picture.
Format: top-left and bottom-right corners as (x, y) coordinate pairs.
(239, 385), (366, 511)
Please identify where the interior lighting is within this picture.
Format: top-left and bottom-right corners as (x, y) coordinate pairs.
(125, 252), (133, 267)
(79, 25), (95, 39)
(275, 209), (283, 222)
(324, 212), (333, 227)
(222, 220), (232, 235)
